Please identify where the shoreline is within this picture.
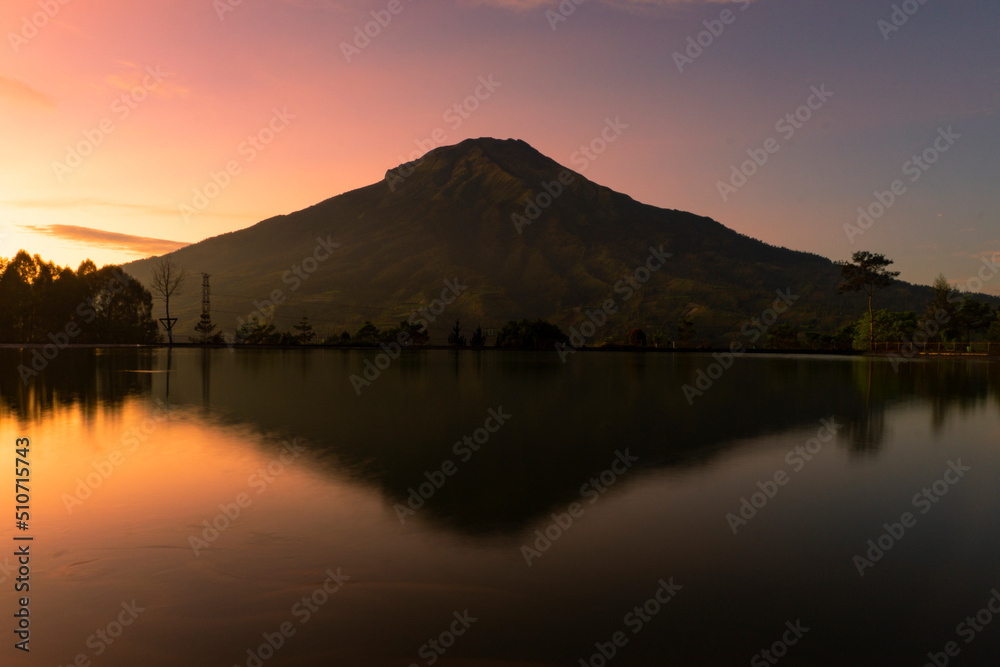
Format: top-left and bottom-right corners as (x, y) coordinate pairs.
(1, 344), (997, 358)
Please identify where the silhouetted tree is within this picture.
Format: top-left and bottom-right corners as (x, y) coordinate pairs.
(923, 274), (958, 341)
(192, 313), (220, 344)
(838, 251), (900, 349)
(293, 314), (315, 344)
(495, 319), (568, 348)
(952, 295), (993, 341)
(150, 256), (186, 345)
(0, 252), (157, 344)
(675, 317), (695, 347)
(624, 328), (647, 347)
(355, 320), (379, 341)
(91, 268), (160, 343)
(470, 325), (486, 347)
(448, 320), (467, 347)
(766, 323), (801, 349)
(235, 318), (278, 344)
(398, 320), (429, 346)
(0, 251), (37, 341)
(986, 314), (1000, 343)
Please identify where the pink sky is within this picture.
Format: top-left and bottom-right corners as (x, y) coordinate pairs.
(1, 0), (997, 293)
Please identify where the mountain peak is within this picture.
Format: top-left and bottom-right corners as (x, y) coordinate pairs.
(384, 137), (576, 199)
(127, 135), (939, 344)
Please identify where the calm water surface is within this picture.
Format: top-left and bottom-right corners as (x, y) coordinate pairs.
(1, 348), (998, 666)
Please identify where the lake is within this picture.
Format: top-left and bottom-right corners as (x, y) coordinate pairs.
(1, 348), (998, 666)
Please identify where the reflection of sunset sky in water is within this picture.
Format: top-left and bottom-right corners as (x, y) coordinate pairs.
(1, 349), (999, 665)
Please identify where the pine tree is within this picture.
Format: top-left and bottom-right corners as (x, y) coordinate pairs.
(470, 325), (486, 347)
(448, 319), (467, 347)
(193, 312), (217, 344)
(293, 314), (315, 344)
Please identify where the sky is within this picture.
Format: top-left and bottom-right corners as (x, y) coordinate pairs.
(0, 0), (997, 293)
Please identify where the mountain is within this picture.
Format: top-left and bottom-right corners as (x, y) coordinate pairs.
(125, 138), (962, 343)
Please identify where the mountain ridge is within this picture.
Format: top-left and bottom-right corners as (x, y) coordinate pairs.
(125, 137), (970, 343)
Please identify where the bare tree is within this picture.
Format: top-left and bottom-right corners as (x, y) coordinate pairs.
(151, 256), (186, 345)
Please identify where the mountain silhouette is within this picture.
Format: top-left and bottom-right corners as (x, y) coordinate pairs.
(127, 137), (958, 342)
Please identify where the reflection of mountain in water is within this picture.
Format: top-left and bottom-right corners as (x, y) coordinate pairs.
(2, 348), (997, 534)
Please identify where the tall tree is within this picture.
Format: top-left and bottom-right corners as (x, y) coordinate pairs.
(924, 273), (958, 341)
(192, 313), (219, 344)
(675, 317), (695, 347)
(293, 313), (315, 344)
(0, 251), (37, 341)
(150, 256), (186, 345)
(951, 295), (993, 341)
(838, 251), (900, 350)
(448, 319), (467, 347)
(470, 325), (486, 347)
(92, 268), (160, 344)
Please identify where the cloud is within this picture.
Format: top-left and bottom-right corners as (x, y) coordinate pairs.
(0, 76), (55, 109)
(25, 224), (188, 257)
(5, 197), (185, 218)
(5, 196), (254, 222)
(275, 0), (352, 12)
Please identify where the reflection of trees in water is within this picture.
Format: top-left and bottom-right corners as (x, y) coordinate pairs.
(2, 349), (998, 534)
(841, 357), (1000, 453)
(0, 348), (155, 420)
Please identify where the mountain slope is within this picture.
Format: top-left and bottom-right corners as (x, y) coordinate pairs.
(126, 138), (953, 343)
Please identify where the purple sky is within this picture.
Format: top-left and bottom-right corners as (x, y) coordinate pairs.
(1, 0), (997, 293)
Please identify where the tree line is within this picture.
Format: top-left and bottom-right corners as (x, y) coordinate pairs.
(0, 251), (158, 344)
(2, 249), (996, 350)
(837, 251), (999, 349)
